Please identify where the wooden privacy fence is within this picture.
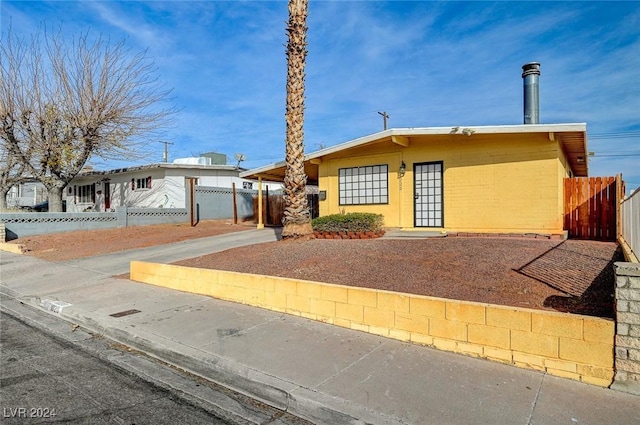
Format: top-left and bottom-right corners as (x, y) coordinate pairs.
(253, 193), (285, 226)
(564, 175), (624, 241)
(253, 192), (319, 226)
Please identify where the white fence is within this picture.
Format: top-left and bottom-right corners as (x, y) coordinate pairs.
(621, 186), (640, 262)
(0, 185), (263, 241)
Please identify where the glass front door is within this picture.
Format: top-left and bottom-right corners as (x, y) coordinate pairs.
(414, 162), (443, 227)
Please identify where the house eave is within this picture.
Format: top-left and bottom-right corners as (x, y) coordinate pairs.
(77, 163), (244, 178)
(240, 123), (589, 182)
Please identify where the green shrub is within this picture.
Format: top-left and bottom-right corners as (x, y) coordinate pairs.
(311, 212), (384, 233)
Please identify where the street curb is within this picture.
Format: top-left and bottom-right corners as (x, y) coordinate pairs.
(58, 307), (404, 425)
(0, 297), (296, 425)
(4, 294), (404, 425)
(64, 307), (293, 406)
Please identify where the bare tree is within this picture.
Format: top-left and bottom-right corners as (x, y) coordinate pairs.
(282, 0), (313, 239)
(0, 27), (173, 212)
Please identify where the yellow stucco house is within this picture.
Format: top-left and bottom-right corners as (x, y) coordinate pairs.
(241, 123), (588, 236)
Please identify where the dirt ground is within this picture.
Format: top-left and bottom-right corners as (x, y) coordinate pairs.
(11, 219), (253, 262)
(10, 222), (621, 318)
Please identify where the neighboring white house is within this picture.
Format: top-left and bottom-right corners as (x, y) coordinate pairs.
(5, 180), (47, 208)
(66, 157), (283, 212)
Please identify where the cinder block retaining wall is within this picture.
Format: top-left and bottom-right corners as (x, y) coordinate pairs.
(130, 261), (615, 387)
(0, 207), (187, 240)
(612, 262), (640, 395)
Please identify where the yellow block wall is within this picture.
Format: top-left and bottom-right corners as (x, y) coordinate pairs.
(131, 261), (614, 387)
(320, 152), (404, 226)
(319, 133), (569, 234)
(557, 145), (572, 226)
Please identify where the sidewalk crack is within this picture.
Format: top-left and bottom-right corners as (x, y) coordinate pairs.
(526, 374), (544, 425)
(314, 340), (388, 389)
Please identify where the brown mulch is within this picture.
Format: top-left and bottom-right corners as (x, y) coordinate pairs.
(10, 222), (621, 318)
(174, 237), (621, 319)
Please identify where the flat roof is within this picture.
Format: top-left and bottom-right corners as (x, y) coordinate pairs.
(78, 162), (244, 177)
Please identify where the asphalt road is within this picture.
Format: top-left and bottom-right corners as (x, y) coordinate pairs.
(0, 310), (309, 425)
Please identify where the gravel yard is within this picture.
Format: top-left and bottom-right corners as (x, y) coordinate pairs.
(11, 221), (621, 318)
(174, 236), (622, 318)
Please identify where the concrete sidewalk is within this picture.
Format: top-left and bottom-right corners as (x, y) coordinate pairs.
(1, 229), (638, 424)
(61, 227), (283, 276)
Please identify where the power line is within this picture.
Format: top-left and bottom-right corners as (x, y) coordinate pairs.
(589, 131), (640, 139)
(590, 153), (640, 157)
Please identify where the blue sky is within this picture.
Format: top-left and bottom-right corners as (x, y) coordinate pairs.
(2, 1), (639, 188)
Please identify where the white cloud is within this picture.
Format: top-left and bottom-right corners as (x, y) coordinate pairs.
(2, 0), (638, 187)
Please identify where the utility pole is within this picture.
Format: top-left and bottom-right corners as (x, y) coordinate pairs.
(158, 141), (174, 162)
(378, 111), (389, 130)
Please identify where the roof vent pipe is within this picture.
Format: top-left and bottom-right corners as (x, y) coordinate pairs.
(522, 62), (541, 124)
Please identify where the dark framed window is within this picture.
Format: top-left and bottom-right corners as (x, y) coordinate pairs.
(76, 184), (96, 203)
(133, 176), (152, 190)
(339, 164), (388, 205)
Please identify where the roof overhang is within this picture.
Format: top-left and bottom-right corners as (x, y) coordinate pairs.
(240, 123), (588, 183)
(78, 163), (244, 178)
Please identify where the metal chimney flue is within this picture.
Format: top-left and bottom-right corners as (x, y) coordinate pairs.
(522, 62), (541, 124)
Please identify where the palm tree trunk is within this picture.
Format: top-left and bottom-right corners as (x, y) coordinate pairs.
(282, 0), (313, 239)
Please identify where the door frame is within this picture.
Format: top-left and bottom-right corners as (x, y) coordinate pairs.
(103, 179), (111, 211)
(413, 161), (444, 228)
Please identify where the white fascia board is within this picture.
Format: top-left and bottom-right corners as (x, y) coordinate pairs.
(303, 123), (587, 160)
(240, 123), (587, 177)
(455, 123), (587, 134)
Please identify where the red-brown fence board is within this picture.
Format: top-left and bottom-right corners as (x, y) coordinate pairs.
(594, 178), (603, 239)
(564, 176), (620, 241)
(617, 175), (626, 239)
(607, 178), (617, 239)
(590, 178), (596, 238)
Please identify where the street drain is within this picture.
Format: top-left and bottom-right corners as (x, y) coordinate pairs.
(109, 309), (141, 318)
